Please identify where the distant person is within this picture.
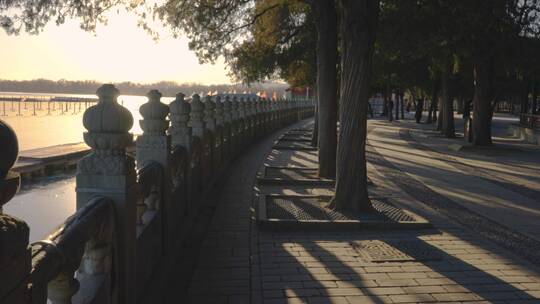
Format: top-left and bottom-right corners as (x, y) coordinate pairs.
(415, 98), (424, 123)
(367, 102), (374, 118)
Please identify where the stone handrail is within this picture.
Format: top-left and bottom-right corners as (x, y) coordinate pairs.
(0, 84), (314, 304)
(30, 196), (115, 304)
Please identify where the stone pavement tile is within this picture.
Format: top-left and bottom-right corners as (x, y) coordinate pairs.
(335, 280), (378, 288)
(308, 296), (349, 304)
(320, 288), (364, 297)
(402, 285), (447, 294)
(389, 293), (437, 303)
(362, 287), (405, 296)
(431, 292), (482, 302)
(264, 297), (308, 304)
(284, 288), (322, 297)
(375, 279), (419, 287)
(345, 295), (393, 304)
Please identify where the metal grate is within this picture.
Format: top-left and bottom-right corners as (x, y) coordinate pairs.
(265, 167), (319, 180)
(266, 196), (415, 222)
(273, 141), (316, 150)
(351, 240), (442, 262)
(280, 134), (312, 141)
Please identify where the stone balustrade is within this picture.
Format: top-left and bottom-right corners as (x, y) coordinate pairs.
(0, 85), (314, 304)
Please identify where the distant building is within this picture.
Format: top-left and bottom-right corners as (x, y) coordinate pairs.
(285, 87), (312, 99)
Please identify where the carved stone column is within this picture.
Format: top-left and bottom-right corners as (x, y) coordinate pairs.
(190, 94), (205, 138)
(203, 95), (216, 132)
(223, 96), (232, 124)
(238, 97), (247, 146)
(76, 84), (136, 304)
(212, 96), (223, 168)
(214, 96), (224, 127)
(230, 96), (240, 153)
(245, 97), (254, 141)
(137, 90), (170, 169)
(169, 92), (192, 151)
(222, 96), (232, 160)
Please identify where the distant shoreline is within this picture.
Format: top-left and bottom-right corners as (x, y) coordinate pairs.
(0, 79), (289, 98)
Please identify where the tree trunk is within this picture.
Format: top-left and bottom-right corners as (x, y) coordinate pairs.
(329, 0), (379, 212)
(441, 66), (455, 137)
(400, 92), (405, 119)
(533, 79), (538, 114)
(436, 96), (443, 131)
(472, 54), (494, 145)
(395, 92), (399, 120)
(311, 103), (318, 146)
(313, 0), (338, 179)
(427, 79), (439, 123)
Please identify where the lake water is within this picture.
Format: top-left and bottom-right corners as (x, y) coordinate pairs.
(1, 92), (174, 150)
(2, 92), (174, 241)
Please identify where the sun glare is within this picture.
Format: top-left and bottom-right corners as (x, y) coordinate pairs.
(0, 11), (230, 84)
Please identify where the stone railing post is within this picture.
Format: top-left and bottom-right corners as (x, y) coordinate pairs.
(169, 93), (192, 151)
(136, 89), (173, 250)
(213, 96), (223, 168)
(0, 120), (31, 303)
(229, 96), (239, 155)
(254, 97), (261, 136)
(238, 97), (247, 146)
(76, 84), (136, 304)
(137, 89), (170, 169)
(215, 96), (224, 127)
(190, 94), (205, 138)
(222, 96), (232, 160)
(262, 98), (269, 133)
(245, 97), (254, 141)
(203, 95), (216, 132)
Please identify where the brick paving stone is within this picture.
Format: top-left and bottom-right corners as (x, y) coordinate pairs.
(389, 294), (437, 303)
(308, 296), (349, 304)
(183, 118), (540, 303)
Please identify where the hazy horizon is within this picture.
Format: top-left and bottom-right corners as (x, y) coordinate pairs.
(0, 11), (234, 85)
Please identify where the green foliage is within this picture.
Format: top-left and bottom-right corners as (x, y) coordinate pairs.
(373, 0), (540, 98)
(226, 1), (316, 86)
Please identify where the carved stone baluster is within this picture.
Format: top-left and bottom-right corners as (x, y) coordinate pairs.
(203, 95), (216, 132)
(136, 89), (170, 236)
(137, 89), (170, 169)
(245, 97), (253, 140)
(230, 96), (240, 153)
(76, 84), (136, 304)
(214, 96), (224, 127)
(261, 98), (268, 134)
(190, 94), (205, 138)
(222, 96), (232, 160)
(0, 120), (31, 303)
(223, 96), (232, 124)
(212, 96), (223, 168)
(169, 93), (192, 151)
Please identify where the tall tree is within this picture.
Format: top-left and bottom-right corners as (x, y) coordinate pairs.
(311, 0), (338, 179)
(329, 0), (379, 212)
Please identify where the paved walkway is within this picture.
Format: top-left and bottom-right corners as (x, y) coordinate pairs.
(185, 116), (540, 304)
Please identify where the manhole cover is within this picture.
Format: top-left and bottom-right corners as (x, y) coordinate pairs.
(352, 240), (442, 262)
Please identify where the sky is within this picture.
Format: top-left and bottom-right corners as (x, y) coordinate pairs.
(0, 11), (231, 85)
